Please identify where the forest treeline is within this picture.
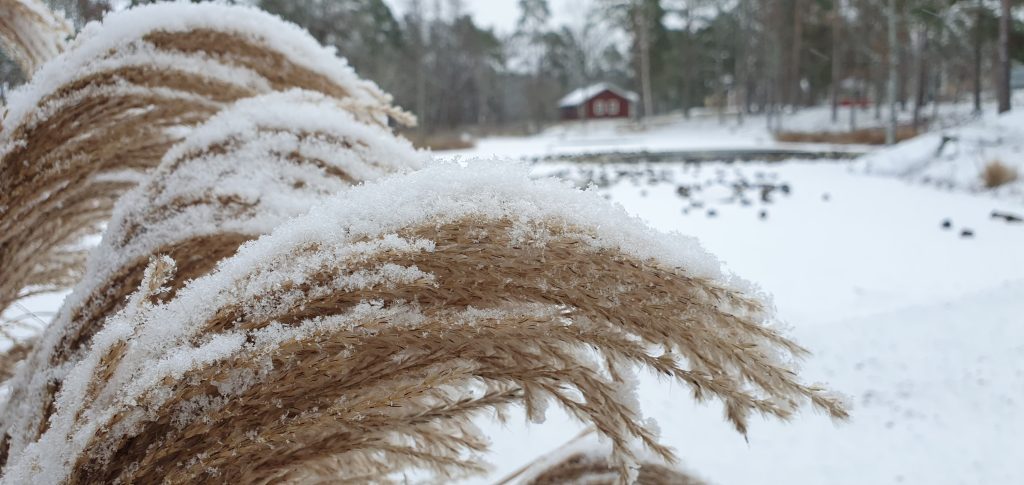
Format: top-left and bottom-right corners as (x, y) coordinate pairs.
(1, 0), (1020, 135)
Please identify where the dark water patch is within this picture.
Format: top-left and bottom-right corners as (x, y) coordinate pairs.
(532, 149), (862, 165)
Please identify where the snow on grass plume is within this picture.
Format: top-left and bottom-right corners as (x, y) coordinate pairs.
(0, 2), (412, 316)
(0, 4), (845, 482)
(0, 0), (71, 75)
(0, 89), (425, 461)
(506, 429), (706, 485)
(3, 162), (847, 483)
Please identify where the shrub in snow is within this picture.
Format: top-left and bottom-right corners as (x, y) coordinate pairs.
(981, 160), (1018, 189)
(0, 3), (845, 484)
(0, 2), (412, 315)
(0, 0), (71, 75)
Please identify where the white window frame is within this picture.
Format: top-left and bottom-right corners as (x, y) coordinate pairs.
(593, 100), (606, 116)
(607, 99), (620, 116)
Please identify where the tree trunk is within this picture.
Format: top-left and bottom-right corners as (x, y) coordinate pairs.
(770, 0), (785, 129)
(933, 17), (944, 122)
(848, 38), (856, 130)
(997, 0), (1012, 113)
(886, 0), (897, 145)
(789, 0), (804, 108)
(849, 87), (857, 131)
(899, 5), (910, 111)
(874, 74), (882, 120)
(973, 0), (983, 113)
(681, 11), (693, 118)
(913, 26), (930, 130)
(735, 0), (748, 125)
(410, 4), (428, 137)
(416, 67), (427, 135)
(831, 6), (841, 123)
(476, 62), (488, 126)
(637, 7), (654, 120)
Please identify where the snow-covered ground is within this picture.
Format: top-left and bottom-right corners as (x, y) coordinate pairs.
(444, 107), (872, 159)
(473, 160), (1024, 485)
(860, 108), (1024, 200)
(446, 101), (1019, 162)
(441, 105), (1024, 484)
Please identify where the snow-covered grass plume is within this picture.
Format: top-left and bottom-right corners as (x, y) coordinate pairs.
(0, 0), (71, 75)
(0, 2), (413, 315)
(0, 4), (845, 484)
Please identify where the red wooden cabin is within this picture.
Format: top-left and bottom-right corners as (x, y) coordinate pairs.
(558, 83), (638, 121)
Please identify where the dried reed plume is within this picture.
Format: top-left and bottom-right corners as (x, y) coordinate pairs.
(0, 339), (34, 383)
(3, 163), (846, 484)
(502, 430), (705, 485)
(1, 4), (845, 483)
(523, 454), (704, 485)
(0, 0), (71, 75)
(0, 3), (413, 315)
(0, 89), (425, 464)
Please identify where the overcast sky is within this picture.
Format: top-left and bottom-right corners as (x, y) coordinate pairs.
(381, 0), (592, 34)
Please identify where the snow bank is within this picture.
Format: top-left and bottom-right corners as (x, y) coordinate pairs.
(858, 109), (1024, 199)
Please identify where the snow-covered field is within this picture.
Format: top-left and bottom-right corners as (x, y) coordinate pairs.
(447, 101), (1021, 162)
(448, 111), (1024, 484)
(445, 107), (872, 159)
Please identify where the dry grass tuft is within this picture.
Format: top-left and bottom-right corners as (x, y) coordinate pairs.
(776, 126), (919, 145)
(981, 160), (1019, 189)
(0, 0), (71, 75)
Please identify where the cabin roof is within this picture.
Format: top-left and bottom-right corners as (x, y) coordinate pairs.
(558, 83), (639, 108)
